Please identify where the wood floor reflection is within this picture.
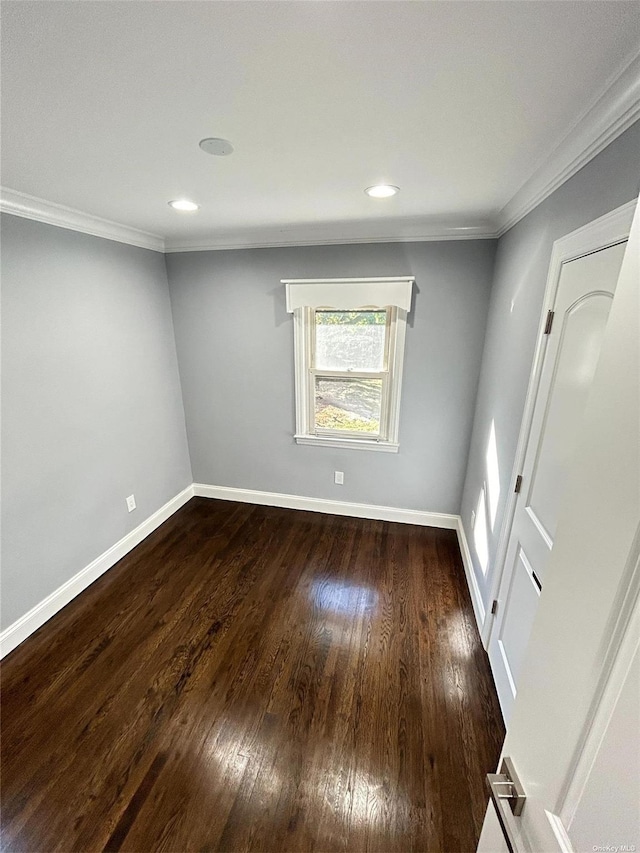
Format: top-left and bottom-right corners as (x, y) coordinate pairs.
(1, 498), (505, 852)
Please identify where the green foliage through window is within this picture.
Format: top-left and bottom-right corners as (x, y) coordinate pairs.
(315, 311), (386, 326)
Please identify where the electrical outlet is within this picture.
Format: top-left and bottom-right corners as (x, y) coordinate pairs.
(334, 471), (344, 485)
(126, 494), (136, 513)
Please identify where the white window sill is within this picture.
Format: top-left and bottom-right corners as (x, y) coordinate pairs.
(294, 434), (399, 453)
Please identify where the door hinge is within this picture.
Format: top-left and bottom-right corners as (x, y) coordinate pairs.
(491, 599), (498, 615)
(514, 474), (523, 493)
(544, 310), (555, 335)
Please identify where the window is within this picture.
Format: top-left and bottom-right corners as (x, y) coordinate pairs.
(284, 277), (414, 452)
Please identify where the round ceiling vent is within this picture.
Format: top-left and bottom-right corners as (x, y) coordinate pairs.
(199, 137), (234, 156)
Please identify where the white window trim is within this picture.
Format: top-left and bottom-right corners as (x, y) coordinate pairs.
(288, 281), (411, 453)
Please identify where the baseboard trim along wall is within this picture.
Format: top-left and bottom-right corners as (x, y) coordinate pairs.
(1, 483), (487, 657)
(0, 485), (194, 659)
(194, 485), (487, 633)
(455, 518), (487, 631)
(193, 483), (459, 529)
(194, 486), (489, 630)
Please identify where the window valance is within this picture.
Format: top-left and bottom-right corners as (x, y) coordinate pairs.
(282, 276), (415, 313)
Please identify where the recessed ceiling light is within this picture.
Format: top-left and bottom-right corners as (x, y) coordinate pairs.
(199, 137), (234, 156)
(168, 199), (199, 212)
(365, 185), (400, 198)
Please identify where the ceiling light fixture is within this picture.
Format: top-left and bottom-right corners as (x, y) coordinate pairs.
(168, 199), (199, 212)
(199, 137), (234, 156)
(365, 185), (400, 198)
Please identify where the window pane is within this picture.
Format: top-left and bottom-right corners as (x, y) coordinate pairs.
(315, 376), (382, 434)
(315, 311), (386, 371)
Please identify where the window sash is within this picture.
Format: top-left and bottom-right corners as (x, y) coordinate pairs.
(310, 369), (387, 379)
(311, 308), (391, 372)
(311, 374), (389, 440)
(309, 309), (392, 440)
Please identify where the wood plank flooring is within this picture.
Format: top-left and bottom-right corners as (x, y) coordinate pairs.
(1, 498), (505, 852)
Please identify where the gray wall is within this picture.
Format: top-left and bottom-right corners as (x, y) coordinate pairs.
(460, 120), (640, 613)
(6, 122), (635, 633)
(1, 215), (192, 629)
(166, 240), (496, 514)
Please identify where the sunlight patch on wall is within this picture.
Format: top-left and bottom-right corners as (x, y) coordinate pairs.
(485, 419), (501, 531)
(473, 487), (490, 575)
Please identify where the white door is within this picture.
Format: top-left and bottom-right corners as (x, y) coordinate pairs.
(478, 200), (639, 852)
(488, 239), (627, 722)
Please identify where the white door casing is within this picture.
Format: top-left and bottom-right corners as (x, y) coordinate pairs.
(478, 198), (639, 852)
(489, 240), (627, 721)
(480, 200), (636, 723)
(477, 801), (512, 853)
(565, 565), (640, 853)
(482, 200), (637, 645)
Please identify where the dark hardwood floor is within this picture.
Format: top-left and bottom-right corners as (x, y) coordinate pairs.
(1, 498), (504, 852)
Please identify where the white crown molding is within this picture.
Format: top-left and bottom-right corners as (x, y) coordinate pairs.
(2, 50), (638, 252)
(0, 485), (193, 659)
(163, 222), (498, 252)
(496, 49), (640, 237)
(0, 187), (165, 253)
(0, 189), (497, 250)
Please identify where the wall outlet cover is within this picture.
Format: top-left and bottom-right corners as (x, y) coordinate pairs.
(126, 494), (136, 512)
(334, 471), (344, 485)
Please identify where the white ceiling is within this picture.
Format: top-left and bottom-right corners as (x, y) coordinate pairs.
(2, 1), (639, 249)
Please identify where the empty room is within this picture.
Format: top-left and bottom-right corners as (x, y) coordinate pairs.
(1, 2), (639, 851)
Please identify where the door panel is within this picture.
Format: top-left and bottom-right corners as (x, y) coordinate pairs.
(527, 292), (613, 543)
(498, 548), (541, 693)
(477, 201), (638, 853)
(569, 639), (640, 853)
(489, 240), (627, 722)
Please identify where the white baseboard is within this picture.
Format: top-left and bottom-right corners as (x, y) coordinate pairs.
(193, 482), (459, 529)
(196, 485), (490, 636)
(455, 517), (487, 633)
(0, 484), (194, 659)
(1, 484), (486, 659)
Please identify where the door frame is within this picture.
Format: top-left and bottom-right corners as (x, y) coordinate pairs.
(553, 525), (640, 844)
(481, 198), (637, 648)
